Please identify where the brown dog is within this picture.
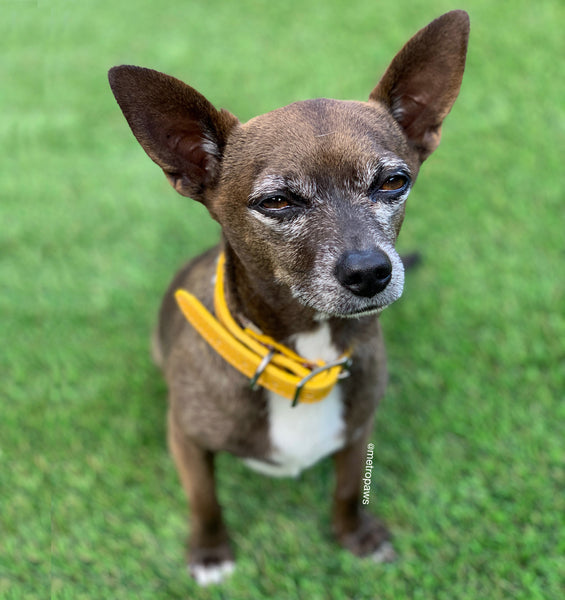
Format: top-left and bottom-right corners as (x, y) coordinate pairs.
(109, 10), (469, 586)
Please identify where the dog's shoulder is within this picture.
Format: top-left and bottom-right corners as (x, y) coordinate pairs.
(155, 245), (220, 365)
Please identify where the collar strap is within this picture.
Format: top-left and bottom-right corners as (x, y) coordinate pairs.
(174, 252), (352, 406)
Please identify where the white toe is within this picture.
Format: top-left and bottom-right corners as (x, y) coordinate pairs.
(190, 560), (235, 586)
(370, 541), (396, 563)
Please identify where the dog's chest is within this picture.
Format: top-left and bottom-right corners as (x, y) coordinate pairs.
(243, 324), (346, 477)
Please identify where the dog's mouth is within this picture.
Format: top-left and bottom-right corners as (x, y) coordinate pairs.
(315, 303), (388, 320)
(341, 304), (387, 318)
(293, 274), (405, 320)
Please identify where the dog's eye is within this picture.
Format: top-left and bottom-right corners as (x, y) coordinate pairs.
(259, 196), (290, 210)
(251, 191), (308, 218)
(380, 175), (408, 192)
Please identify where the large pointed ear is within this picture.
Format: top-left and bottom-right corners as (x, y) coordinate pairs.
(108, 65), (239, 201)
(370, 10), (469, 162)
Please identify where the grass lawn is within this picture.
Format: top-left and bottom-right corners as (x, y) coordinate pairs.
(2, 0), (564, 598)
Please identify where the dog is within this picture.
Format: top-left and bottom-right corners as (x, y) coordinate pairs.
(108, 10), (469, 586)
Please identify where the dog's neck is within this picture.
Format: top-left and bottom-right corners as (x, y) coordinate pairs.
(221, 240), (373, 354)
(222, 241), (317, 340)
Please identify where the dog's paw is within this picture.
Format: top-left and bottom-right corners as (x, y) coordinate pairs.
(335, 511), (396, 562)
(189, 559), (235, 586)
(368, 540), (396, 563)
(188, 544), (235, 586)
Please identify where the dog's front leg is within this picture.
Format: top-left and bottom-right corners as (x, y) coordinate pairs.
(332, 424), (396, 562)
(167, 408), (234, 585)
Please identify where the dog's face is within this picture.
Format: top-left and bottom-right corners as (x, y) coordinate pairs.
(211, 99), (420, 318)
(109, 12), (468, 319)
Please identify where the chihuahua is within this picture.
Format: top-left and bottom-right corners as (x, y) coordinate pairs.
(109, 10), (469, 586)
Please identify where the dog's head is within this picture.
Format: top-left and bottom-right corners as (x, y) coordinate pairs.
(109, 11), (468, 318)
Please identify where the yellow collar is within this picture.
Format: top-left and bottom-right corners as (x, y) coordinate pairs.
(174, 252), (352, 406)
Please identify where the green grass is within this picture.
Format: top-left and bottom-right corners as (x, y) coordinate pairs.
(2, 0), (564, 598)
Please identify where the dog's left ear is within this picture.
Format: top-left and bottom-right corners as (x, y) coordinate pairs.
(370, 10), (470, 162)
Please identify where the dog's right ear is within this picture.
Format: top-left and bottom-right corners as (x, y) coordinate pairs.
(108, 65), (239, 202)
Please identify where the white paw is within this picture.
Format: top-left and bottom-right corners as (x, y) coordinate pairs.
(190, 560), (235, 586)
(370, 541), (396, 563)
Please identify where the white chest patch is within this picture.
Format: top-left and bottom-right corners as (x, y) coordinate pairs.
(243, 324), (346, 478)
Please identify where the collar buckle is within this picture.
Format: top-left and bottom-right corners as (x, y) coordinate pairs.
(249, 349), (276, 391)
(292, 355), (353, 407)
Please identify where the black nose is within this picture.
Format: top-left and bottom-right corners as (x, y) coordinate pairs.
(335, 249), (392, 298)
